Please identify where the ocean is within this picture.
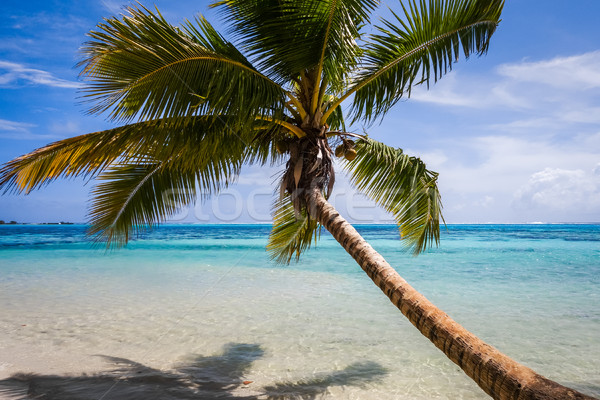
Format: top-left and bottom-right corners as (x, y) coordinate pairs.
(0, 224), (598, 399)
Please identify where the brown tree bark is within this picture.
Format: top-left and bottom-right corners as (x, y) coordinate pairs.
(305, 187), (597, 400)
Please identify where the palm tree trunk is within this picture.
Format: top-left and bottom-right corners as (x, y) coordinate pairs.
(305, 187), (596, 400)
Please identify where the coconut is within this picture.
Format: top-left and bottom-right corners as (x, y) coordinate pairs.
(335, 145), (345, 157)
(344, 148), (357, 161)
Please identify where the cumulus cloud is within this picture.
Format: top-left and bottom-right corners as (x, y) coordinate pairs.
(397, 50), (600, 221)
(497, 51), (600, 90)
(409, 50), (600, 115)
(513, 167), (600, 212)
(0, 60), (80, 89)
(402, 131), (600, 222)
(432, 135), (598, 194)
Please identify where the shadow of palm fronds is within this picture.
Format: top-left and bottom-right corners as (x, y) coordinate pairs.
(0, 344), (388, 400)
(0, 343), (263, 400)
(263, 361), (388, 400)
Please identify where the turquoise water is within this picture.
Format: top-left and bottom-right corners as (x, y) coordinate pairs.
(0, 224), (598, 399)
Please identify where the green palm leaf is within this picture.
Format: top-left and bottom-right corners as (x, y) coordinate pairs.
(0, 124), (152, 194)
(322, 94), (347, 132)
(267, 196), (321, 264)
(211, 0), (376, 87)
(308, 0), (379, 107)
(247, 124), (291, 166)
(79, 5), (287, 124)
(343, 138), (443, 254)
(84, 115), (285, 246)
(88, 161), (200, 246)
(0, 117), (254, 195)
(324, 0), (504, 124)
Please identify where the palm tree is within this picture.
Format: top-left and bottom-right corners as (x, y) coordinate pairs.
(0, 1), (595, 399)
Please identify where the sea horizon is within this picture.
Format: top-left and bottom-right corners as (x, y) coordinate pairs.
(2, 221), (600, 226)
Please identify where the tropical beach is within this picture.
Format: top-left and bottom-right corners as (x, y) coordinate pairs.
(0, 224), (598, 399)
(1, 0), (600, 399)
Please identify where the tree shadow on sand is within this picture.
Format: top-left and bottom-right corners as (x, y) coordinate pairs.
(0, 343), (388, 400)
(262, 361), (387, 400)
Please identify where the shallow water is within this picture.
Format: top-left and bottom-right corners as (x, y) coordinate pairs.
(0, 224), (599, 399)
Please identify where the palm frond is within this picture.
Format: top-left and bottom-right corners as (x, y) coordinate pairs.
(322, 94), (347, 131)
(88, 161), (200, 247)
(0, 117), (251, 195)
(310, 0), (379, 108)
(87, 116), (255, 246)
(324, 0), (504, 124)
(343, 138), (443, 254)
(211, 0), (376, 88)
(246, 124), (289, 166)
(0, 125), (147, 194)
(79, 5), (286, 124)
(267, 196), (321, 264)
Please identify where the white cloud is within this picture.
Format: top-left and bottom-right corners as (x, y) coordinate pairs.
(562, 107), (600, 124)
(497, 51), (600, 90)
(409, 50), (600, 114)
(403, 148), (448, 169)
(0, 118), (56, 140)
(0, 119), (36, 133)
(474, 195), (494, 208)
(0, 61), (81, 89)
(100, 1), (126, 14)
(404, 132), (600, 223)
(487, 117), (558, 132)
(408, 69), (530, 110)
(409, 74), (482, 108)
(513, 167), (600, 212)
(399, 50), (600, 220)
(9, 11), (90, 36)
(435, 135), (598, 193)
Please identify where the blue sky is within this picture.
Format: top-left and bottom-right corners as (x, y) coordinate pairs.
(0, 0), (599, 224)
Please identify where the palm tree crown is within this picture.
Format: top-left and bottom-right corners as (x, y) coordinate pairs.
(0, 0), (504, 261)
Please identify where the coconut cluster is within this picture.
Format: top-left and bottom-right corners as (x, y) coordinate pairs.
(335, 139), (357, 161)
(275, 137), (357, 161)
